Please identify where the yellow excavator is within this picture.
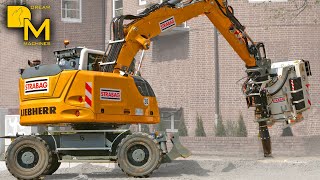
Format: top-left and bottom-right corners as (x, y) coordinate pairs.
(2, 0), (312, 179)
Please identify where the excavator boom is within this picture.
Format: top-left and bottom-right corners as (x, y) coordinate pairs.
(106, 0), (258, 74)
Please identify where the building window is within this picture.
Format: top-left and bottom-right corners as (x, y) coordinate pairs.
(61, 0), (82, 23)
(160, 108), (183, 133)
(14, 0), (26, 5)
(113, 0), (123, 17)
(139, 0), (147, 5)
(176, 22), (188, 28)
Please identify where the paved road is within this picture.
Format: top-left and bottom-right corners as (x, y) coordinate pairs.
(1, 155), (320, 179)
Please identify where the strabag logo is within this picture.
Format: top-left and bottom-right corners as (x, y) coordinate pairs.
(7, 6), (50, 46)
(272, 97), (286, 103)
(25, 78), (49, 95)
(100, 88), (121, 101)
(159, 16), (176, 32)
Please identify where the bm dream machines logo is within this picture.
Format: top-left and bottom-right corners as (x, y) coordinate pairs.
(7, 5), (51, 46)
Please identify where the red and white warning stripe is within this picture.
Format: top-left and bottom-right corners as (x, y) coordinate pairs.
(85, 82), (92, 108)
(290, 79), (295, 91)
(306, 84), (311, 106)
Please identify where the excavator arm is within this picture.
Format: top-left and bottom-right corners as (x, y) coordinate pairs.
(101, 0), (312, 158)
(101, 0), (273, 157)
(104, 0), (265, 74)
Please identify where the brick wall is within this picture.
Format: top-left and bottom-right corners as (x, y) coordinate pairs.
(121, 0), (320, 137)
(177, 136), (320, 156)
(0, 0), (106, 111)
(0, 0), (42, 109)
(41, 0), (105, 64)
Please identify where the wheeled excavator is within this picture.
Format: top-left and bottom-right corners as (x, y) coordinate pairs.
(2, 0), (312, 179)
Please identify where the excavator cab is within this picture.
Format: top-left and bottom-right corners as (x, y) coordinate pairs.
(54, 47), (105, 71)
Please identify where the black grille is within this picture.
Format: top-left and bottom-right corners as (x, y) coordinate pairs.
(132, 76), (155, 97)
(305, 60), (312, 76)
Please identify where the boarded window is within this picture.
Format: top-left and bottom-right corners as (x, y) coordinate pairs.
(159, 108), (183, 133)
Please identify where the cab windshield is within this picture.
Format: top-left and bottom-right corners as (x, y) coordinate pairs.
(54, 48), (82, 70)
(57, 56), (80, 70)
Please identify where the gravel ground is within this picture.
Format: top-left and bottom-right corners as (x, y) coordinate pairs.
(1, 154), (320, 180)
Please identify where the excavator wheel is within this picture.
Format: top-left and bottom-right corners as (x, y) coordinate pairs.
(43, 152), (61, 175)
(117, 132), (162, 177)
(5, 136), (52, 180)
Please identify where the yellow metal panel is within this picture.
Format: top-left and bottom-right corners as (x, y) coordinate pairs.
(20, 73), (60, 101)
(52, 70), (77, 97)
(20, 70), (159, 125)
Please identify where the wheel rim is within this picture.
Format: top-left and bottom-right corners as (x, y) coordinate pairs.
(16, 147), (39, 169)
(127, 144), (150, 166)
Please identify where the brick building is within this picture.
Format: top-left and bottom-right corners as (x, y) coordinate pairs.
(0, 0), (319, 137)
(119, 0), (320, 137)
(0, 0), (106, 111)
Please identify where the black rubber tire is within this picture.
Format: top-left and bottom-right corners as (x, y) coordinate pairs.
(5, 136), (52, 180)
(117, 132), (162, 177)
(43, 152), (61, 175)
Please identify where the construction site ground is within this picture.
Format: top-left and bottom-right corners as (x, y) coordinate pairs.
(1, 154), (320, 180)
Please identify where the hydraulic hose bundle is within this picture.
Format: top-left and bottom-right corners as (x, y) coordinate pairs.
(102, 2), (171, 73)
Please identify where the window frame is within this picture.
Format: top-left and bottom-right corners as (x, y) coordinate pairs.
(160, 109), (181, 133)
(113, 0), (123, 17)
(176, 21), (189, 28)
(87, 53), (103, 71)
(139, 0), (147, 6)
(61, 0), (82, 23)
(14, 0), (26, 5)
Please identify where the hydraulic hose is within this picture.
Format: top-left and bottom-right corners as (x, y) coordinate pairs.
(268, 68), (291, 96)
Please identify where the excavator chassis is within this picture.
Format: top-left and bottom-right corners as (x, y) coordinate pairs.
(2, 129), (190, 179)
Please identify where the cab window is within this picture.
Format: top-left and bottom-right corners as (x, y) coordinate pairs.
(88, 53), (103, 71)
(57, 57), (80, 70)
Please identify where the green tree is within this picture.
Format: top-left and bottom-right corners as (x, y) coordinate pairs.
(215, 115), (226, 137)
(178, 108), (188, 136)
(236, 113), (247, 137)
(226, 120), (237, 137)
(195, 113), (206, 137)
(281, 126), (293, 136)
